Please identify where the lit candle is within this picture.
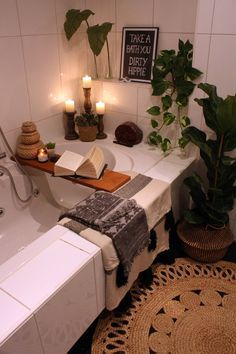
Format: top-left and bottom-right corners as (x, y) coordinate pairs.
(65, 99), (75, 113)
(82, 75), (92, 89)
(37, 148), (48, 162)
(96, 101), (105, 115)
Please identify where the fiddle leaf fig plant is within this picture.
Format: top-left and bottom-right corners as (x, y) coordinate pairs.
(182, 83), (236, 228)
(147, 39), (202, 152)
(64, 9), (113, 78)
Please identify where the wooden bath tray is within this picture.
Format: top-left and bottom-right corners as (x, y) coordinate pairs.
(15, 156), (131, 193)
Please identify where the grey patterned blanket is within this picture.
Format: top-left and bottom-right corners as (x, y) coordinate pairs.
(59, 190), (149, 278)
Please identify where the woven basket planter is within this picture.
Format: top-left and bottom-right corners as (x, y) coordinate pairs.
(16, 140), (44, 159)
(21, 121), (37, 133)
(78, 126), (97, 142)
(20, 131), (40, 145)
(177, 220), (234, 263)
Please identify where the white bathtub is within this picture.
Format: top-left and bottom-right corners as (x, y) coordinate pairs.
(0, 137), (195, 353)
(0, 138), (166, 353)
(47, 137), (163, 208)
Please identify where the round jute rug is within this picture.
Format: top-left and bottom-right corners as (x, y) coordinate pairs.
(92, 258), (236, 354)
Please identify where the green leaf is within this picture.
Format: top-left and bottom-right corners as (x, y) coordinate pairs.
(184, 209), (206, 225)
(176, 94), (188, 107)
(182, 126), (212, 160)
(163, 112), (175, 125)
(217, 95), (236, 133)
(161, 95), (172, 111)
(161, 138), (171, 152)
(186, 66), (202, 80)
(147, 106), (161, 116)
(152, 66), (165, 80)
(176, 79), (195, 97)
(87, 22), (113, 56)
(148, 132), (162, 146)
(224, 131), (236, 151)
(195, 97), (220, 132)
(180, 116), (191, 128)
(151, 79), (170, 96)
(178, 39), (193, 55)
(151, 119), (158, 128)
(198, 83), (223, 109)
(64, 9), (94, 40)
(178, 135), (190, 149)
(221, 156), (236, 165)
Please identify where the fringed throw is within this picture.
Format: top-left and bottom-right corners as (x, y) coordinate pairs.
(59, 190), (150, 282)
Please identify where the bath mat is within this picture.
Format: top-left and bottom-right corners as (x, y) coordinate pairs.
(92, 258), (236, 354)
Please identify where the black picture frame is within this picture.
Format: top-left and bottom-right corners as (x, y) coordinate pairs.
(120, 27), (159, 83)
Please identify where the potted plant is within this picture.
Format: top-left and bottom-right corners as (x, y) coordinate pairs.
(64, 9), (113, 78)
(74, 112), (98, 142)
(147, 39), (202, 152)
(178, 83), (236, 262)
(45, 141), (56, 157)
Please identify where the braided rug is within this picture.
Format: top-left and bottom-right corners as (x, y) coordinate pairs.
(92, 258), (236, 354)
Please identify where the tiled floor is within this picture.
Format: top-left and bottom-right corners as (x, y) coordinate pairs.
(68, 231), (236, 354)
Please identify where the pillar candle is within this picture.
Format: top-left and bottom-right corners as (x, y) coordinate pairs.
(82, 75), (92, 89)
(65, 99), (75, 113)
(96, 101), (105, 115)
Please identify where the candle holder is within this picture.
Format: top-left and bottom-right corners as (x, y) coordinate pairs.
(63, 111), (79, 140)
(96, 114), (107, 139)
(83, 88), (92, 114)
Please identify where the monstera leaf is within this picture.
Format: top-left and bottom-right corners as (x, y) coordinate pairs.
(64, 9), (94, 40)
(87, 22), (113, 56)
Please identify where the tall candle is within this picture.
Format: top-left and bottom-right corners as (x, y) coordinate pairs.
(82, 75), (92, 89)
(96, 101), (105, 115)
(65, 99), (75, 113)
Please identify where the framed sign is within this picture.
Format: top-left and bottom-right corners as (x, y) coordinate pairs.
(120, 27), (159, 83)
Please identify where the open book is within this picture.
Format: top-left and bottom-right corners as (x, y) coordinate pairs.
(54, 145), (106, 179)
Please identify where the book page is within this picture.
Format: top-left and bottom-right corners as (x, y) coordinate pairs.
(55, 150), (84, 175)
(77, 146), (105, 178)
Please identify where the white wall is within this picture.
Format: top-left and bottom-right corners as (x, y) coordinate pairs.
(0, 0), (87, 149)
(0, 0), (197, 149)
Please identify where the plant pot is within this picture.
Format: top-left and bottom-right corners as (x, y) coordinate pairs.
(177, 220), (234, 263)
(46, 148), (55, 158)
(77, 126), (97, 142)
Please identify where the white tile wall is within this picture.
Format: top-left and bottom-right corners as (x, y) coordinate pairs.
(0, 37), (30, 132)
(0, 0), (20, 36)
(212, 0), (236, 34)
(207, 35), (236, 97)
(154, 0), (197, 33)
(22, 35), (63, 121)
(0, 0), (199, 139)
(102, 81), (138, 115)
(116, 0), (154, 31)
(17, 0), (57, 35)
(86, 0), (116, 30)
(195, 0), (215, 34)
